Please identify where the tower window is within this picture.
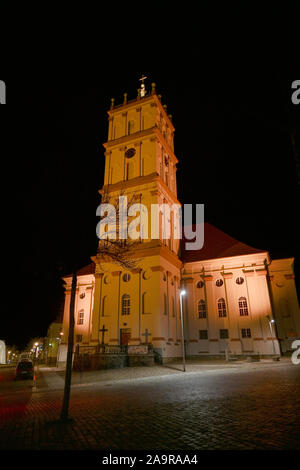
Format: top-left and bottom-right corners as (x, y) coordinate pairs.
(197, 281), (204, 289)
(216, 279), (224, 287)
(76, 335), (83, 343)
(125, 148), (136, 159)
(239, 297), (249, 316)
(77, 310), (84, 325)
(128, 121), (135, 135)
(218, 298), (227, 318)
(142, 292), (148, 315)
(122, 295), (131, 316)
(123, 273), (131, 283)
(236, 277), (245, 285)
(164, 294), (167, 315)
(198, 300), (207, 319)
(102, 296), (107, 317)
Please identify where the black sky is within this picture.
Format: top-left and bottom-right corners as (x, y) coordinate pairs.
(1, 73), (299, 349)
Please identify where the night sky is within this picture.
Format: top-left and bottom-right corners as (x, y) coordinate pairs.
(1, 73), (299, 349)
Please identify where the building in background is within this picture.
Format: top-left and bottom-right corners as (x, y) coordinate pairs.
(0, 340), (6, 364)
(44, 321), (63, 366)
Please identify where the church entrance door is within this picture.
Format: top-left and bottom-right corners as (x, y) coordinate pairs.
(120, 329), (132, 346)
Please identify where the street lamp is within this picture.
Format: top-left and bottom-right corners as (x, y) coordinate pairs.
(180, 290), (187, 372)
(34, 342), (39, 360)
(266, 315), (276, 356)
(56, 332), (63, 369)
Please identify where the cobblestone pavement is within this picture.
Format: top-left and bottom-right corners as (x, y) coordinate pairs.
(0, 362), (299, 450)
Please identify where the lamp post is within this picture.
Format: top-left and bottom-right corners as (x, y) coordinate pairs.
(180, 290), (187, 372)
(56, 332), (63, 369)
(266, 315), (276, 356)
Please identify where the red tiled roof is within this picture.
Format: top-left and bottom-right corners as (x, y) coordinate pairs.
(64, 262), (95, 278)
(181, 223), (266, 263)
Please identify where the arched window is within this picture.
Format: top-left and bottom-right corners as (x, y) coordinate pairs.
(102, 296), (107, 317)
(142, 292), (147, 315)
(128, 120), (134, 135)
(172, 297), (176, 317)
(122, 295), (131, 316)
(198, 300), (207, 319)
(123, 273), (131, 283)
(126, 162), (134, 180)
(77, 309), (84, 325)
(239, 297), (249, 316)
(218, 298), (227, 318)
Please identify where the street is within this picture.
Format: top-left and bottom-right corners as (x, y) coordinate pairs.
(0, 360), (299, 450)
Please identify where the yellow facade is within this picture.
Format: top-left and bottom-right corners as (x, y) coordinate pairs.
(59, 83), (300, 363)
(94, 89), (182, 358)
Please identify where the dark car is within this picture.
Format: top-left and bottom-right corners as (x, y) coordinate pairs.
(15, 360), (34, 380)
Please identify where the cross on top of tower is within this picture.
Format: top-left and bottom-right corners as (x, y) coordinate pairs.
(139, 74), (148, 84)
(139, 74), (148, 98)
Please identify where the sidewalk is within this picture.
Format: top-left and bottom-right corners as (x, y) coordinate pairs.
(35, 357), (292, 392)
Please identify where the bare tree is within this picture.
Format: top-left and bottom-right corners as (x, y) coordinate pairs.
(96, 188), (141, 270)
(60, 188), (142, 421)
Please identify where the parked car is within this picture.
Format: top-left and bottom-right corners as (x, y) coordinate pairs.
(20, 353), (30, 360)
(15, 360), (34, 380)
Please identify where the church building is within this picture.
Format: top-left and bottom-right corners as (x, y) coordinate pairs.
(59, 79), (300, 364)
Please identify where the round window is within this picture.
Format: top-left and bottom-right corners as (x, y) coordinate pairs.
(80, 293), (86, 299)
(236, 277), (245, 285)
(197, 281), (204, 289)
(143, 270), (151, 280)
(104, 275), (111, 285)
(216, 279), (224, 287)
(125, 148), (136, 159)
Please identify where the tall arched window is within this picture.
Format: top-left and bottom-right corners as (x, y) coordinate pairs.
(172, 297), (176, 318)
(217, 298), (227, 318)
(239, 297), (249, 316)
(102, 296), (107, 317)
(77, 309), (84, 325)
(122, 294), (131, 316)
(128, 120), (134, 135)
(164, 294), (167, 315)
(198, 300), (207, 319)
(142, 292), (147, 315)
(126, 162), (134, 180)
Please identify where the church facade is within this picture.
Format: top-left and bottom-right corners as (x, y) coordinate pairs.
(59, 82), (300, 363)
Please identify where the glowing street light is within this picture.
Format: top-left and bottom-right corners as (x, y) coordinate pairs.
(180, 290), (187, 372)
(266, 315), (276, 356)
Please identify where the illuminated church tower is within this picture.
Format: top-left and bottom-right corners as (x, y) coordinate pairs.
(89, 77), (183, 357)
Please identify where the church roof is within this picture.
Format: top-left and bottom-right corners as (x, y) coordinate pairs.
(65, 225), (266, 278)
(64, 262), (96, 278)
(181, 223), (266, 263)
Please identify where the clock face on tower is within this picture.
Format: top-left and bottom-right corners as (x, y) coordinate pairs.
(125, 148), (136, 159)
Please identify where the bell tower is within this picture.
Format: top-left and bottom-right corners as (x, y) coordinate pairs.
(102, 77), (181, 256)
(92, 77), (183, 358)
